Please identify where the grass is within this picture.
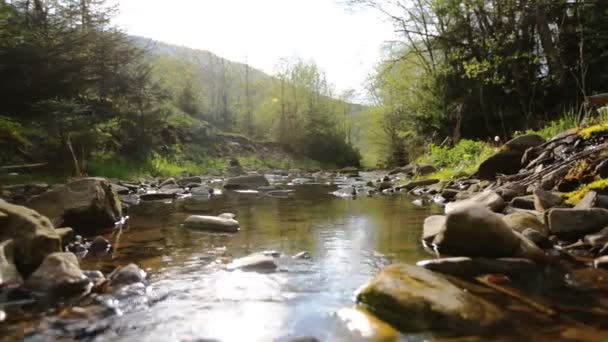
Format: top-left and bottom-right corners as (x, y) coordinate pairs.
(414, 139), (496, 180)
(83, 152), (326, 181)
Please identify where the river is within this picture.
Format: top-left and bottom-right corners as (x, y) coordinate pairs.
(6, 174), (608, 341)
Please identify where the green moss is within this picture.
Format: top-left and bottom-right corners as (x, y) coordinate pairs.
(579, 123), (608, 140)
(564, 177), (608, 205)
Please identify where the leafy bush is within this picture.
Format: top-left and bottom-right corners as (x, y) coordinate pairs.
(416, 139), (496, 179)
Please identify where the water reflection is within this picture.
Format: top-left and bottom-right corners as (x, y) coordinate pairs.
(79, 184), (436, 341)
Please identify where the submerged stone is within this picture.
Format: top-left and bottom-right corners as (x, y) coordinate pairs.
(226, 253), (278, 272)
(356, 263), (505, 332)
(183, 215), (239, 233)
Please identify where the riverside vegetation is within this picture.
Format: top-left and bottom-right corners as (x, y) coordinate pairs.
(3, 0), (608, 340)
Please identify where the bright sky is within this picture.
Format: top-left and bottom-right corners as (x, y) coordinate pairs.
(110, 0), (396, 102)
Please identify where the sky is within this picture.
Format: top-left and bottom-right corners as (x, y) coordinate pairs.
(109, 0), (396, 102)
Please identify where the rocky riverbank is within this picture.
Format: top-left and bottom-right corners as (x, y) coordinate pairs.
(352, 126), (608, 338)
(2, 127), (608, 339)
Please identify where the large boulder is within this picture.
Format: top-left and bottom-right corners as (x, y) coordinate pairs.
(183, 215), (239, 233)
(356, 263), (505, 332)
(547, 208), (608, 237)
(504, 134), (545, 152)
(476, 149), (523, 180)
(26, 178), (122, 235)
(434, 204), (546, 262)
(0, 240), (23, 287)
(24, 252), (91, 297)
(224, 175), (269, 190)
(0, 202), (61, 274)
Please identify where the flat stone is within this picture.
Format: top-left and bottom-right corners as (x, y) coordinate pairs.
(183, 215), (239, 233)
(510, 196), (535, 210)
(505, 134), (545, 152)
(356, 263), (505, 332)
(575, 191), (608, 210)
(445, 190), (505, 214)
(399, 179), (439, 191)
(226, 253), (278, 272)
(224, 175), (269, 190)
(139, 192), (177, 201)
(417, 257), (538, 278)
(547, 208), (608, 237)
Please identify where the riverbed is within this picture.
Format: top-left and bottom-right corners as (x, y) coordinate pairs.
(5, 174), (608, 341)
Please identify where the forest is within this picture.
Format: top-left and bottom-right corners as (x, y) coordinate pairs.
(1, 0), (608, 177)
(356, 0), (608, 166)
(0, 0), (360, 178)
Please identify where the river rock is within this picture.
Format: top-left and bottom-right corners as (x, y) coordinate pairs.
(510, 195), (535, 210)
(593, 255), (608, 269)
(522, 228), (552, 249)
(109, 263), (147, 287)
(583, 227), (608, 247)
(178, 176), (204, 187)
(112, 184), (130, 195)
(445, 190), (505, 214)
(293, 251), (311, 259)
(25, 252), (91, 296)
(55, 227), (75, 247)
(226, 253), (278, 272)
(417, 164), (437, 176)
(335, 307), (399, 341)
(88, 236), (111, 256)
(26, 177), (122, 235)
(505, 134), (545, 151)
(183, 215), (239, 233)
(190, 186), (212, 196)
(441, 189), (459, 200)
(0, 202), (61, 274)
(159, 177), (177, 188)
(417, 257), (538, 278)
(139, 192), (177, 201)
(224, 174), (269, 190)
(502, 212), (547, 235)
(476, 149), (523, 180)
(399, 179), (439, 191)
(356, 263), (504, 332)
(575, 191), (608, 210)
(434, 205), (520, 257)
(533, 189), (562, 212)
(547, 208), (608, 237)
(422, 215), (446, 243)
(0, 240), (23, 287)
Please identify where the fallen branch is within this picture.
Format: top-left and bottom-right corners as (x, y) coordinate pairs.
(0, 162), (48, 171)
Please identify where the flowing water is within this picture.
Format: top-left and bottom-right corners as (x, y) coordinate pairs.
(5, 175), (608, 341)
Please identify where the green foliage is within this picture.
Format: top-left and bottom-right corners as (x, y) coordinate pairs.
(416, 139), (496, 179)
(516, 111), (581, 139)
(354, 0), (608, 164)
